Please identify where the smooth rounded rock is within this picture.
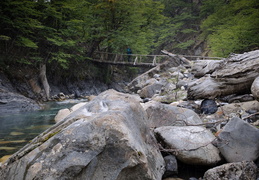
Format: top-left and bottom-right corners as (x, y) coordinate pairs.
(155, 126), (221, 165)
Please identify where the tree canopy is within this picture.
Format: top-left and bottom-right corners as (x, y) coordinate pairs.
(0, 0), (258, 73)
(0, 0), (165, 70)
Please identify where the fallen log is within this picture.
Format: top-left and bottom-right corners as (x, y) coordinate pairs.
(191, 60), (223, 78)
(187, 50), (259, 100)
(161, 50), (191, 66)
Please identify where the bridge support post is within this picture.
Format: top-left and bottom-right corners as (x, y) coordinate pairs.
(133, 57), (138, 65)
(152, 56), (157, 66)
(114, 54), (118, 62)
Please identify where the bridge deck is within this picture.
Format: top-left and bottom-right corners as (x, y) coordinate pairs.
(90, 59), (157, 67)
(89, 52), (222, 67)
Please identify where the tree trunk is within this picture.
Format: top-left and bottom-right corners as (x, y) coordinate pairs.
(39, 64), (50, 100)
(187, 50), (259, 100)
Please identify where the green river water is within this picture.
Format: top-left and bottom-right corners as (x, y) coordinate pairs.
(0, 99), (87, 161)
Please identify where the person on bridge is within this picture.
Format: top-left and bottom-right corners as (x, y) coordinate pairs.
(127, 47), (132, 62)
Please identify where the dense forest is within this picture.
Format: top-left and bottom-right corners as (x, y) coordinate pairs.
(0, 0), (258, 83)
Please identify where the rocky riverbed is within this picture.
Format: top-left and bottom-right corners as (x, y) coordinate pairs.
(0, 50), (259, 179)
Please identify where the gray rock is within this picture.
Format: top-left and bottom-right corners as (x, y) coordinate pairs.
(139, 82), (164, 98)
(155, 126), (221, 165)
(216, 100), (259, 116)
(54, 108), (71, 123)
(163, 155), (178, 178)
(151, 90), (187, 104)
(200, 99), (218, 114)
(251, 76), (259, 101)
(142, 101), (203, 127)
(203, 161), (257, 180)
(0, 89), (165, 180)
(214, 117), (259, 162)
(176, 80), (188, 89)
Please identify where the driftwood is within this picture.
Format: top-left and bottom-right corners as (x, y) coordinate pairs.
(191, 60), (223, 77)
(187, 50), (259, 100)
(161, 50), (191, 66)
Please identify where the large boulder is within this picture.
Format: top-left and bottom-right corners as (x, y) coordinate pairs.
(251, 76), (259, 101)
(203, 161), (257, 180)
(0, 89), (165, 180)
(142, 101), (203, 127)
(214, 117), (259, 162)
(155, 126), (221, 165)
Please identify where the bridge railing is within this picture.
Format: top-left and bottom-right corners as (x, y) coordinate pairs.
(92, 52), (169, 65)
(91, 52), (222, 66)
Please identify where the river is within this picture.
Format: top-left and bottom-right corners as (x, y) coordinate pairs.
(0, 99), (88, 161)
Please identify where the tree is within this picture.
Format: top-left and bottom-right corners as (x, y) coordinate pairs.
(80, 0), (164, 55)
(154, 0), (201, 54)
(201, 0), (259, 57)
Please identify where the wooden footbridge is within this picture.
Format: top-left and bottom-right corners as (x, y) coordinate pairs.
(89, 51), (222, 67)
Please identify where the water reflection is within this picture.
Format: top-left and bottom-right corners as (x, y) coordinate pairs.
(0, 99), (87, 159)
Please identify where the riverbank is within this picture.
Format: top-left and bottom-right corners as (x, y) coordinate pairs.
(0, 64), (139, 113)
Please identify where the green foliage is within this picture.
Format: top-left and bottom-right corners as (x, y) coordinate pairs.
(0, 35), (11, 41)
(201, 0), (259, 57)
(17, 36), (38, 49)
(155, 0), (201, 53)
(174, 40), (195, 50)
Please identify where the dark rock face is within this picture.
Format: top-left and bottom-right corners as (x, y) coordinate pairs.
(214, 117), (259, 162)
(203, 161), (257, 180)
(200, 99), (218, 114)
(0, 73), (40, 113)
(0, 91), (40, 113)
(0, 90), (164, 180)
